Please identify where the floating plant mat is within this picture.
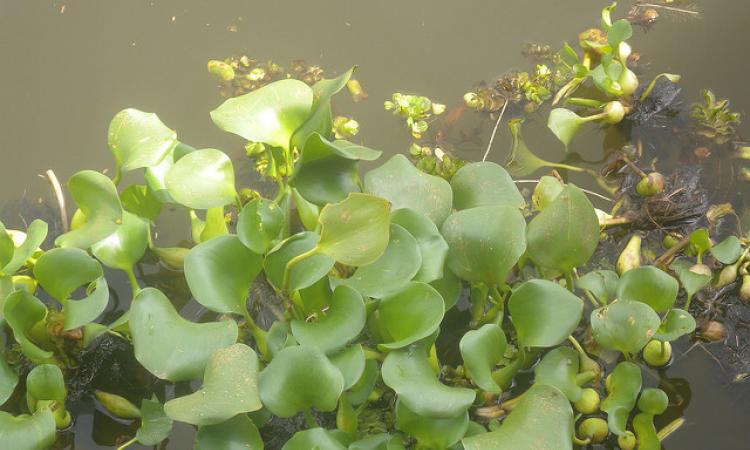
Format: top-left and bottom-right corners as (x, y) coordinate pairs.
(2, 1), (750, 450)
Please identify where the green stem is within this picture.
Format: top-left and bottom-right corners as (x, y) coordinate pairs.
(469, 284), (489, 326)
(116, 437), (137, 450)
(303, 409), (317, 428)
(242, 308), (269, 360)
(566, 97), (604, 108)
(684, 293), (693, 311)
(282, 247), (319, 292)
(124, 267), (140, 298)
(564, 271), (575, 291)
(112, 164), (122, 186)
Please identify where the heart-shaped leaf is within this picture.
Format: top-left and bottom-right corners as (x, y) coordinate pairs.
(711, 236), (742, 264)
(130, 288), (238, 381)
(591, 300), (660, 355)
(1, 220), (47, 275)
(144, 142), (195, 204)
(382, 343), (474, 418)
(601, 361), (641, 436)
(671, 260), (711, 300)
(577, 270), (619, 304)
(291, 285), (366, 353)
(616, 266), (679, 313)
(534, 347), (582, 402)
(374, 282), (445, 350)
(55, 170), (123, 249)
(441, 206), (527, 285)
(237, 198), (284, 254)
(184, 235), (263, 315)
(608, 19), (633, 46)
(653, 309), (696, 342)
(526, 184), (599, 273)
(26, 364), (65, 404)
(0, 408), (56, 450)
(259, 345), (344, 417)
(282, 428), (348, 450)
(548, 108), (586, 148)
(264, 232), (335, 292)
(395, 400), (469, 449)
(91, 211), (149, 271)
(2, 290), (53, 363)
(462, 384), (573, 450)
(165, 148), (236, 209)
(508, 279), (583, 348)
(195, 414), (263, 450)
(365, 154), (452, 225)
(165, 344), (262, 425)
(391, 208), (448, 283)
(317, 193), (390, 267)
(450, 162), (525, 210)
(329, 344), (366, 390)
(459, 324), (507, 393)
(211, 78), (313, 149)
(135, 396), (173, 446)
(0, 354), (18, 404)
(331, 224), (421, 298)
(108, 108), (177, 171)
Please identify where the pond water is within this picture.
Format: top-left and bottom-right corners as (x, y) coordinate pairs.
(1, 0), (749, 448)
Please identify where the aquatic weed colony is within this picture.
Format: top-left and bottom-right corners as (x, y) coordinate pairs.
(2, 1), (749, 449)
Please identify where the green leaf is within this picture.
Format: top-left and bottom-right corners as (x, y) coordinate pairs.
(0, 408), (56, 450)
(282, 428), (348, 450)
(259, 345), (344, 417)
(165, 148), (236, 209)
(532, 176), (564, 211)
(461, 384), (573, 450)
(59, 277), (109, 330)
(547, 108), (585, 148)
(431, 266), (462, 310)
(55, 170), (123, 249)
(211, 78), (313, 149)
(195, 414), (263, 450)
(26, 364), (65, 404)
(348, 359), (379, 406)
(608, 19), (633, 46)
(391, 208), (448, 283)
(450, 162), (525, 210)
(317, 193), (391, 267)
(129, 288), (238, 381)
(200, 207), (229, 242)
(329, 344), (366, 390)
(526, 184), (599, 273)
(601, 362), (641, 436)
(382, 343), (474, 418)
(671, 260), (711, 299)
(616, 266), (679, 313)
(441, 206), (526, 285)
(291, 285), (366, 353)
(165, 344), (262, 426)
(2, 290), (53, 363)
(591, 300), (660, 355)
(331, 224), (421, 298)
(0, 353), (18, 404)
(508, 279), (583, 348)
(638, 388), (668, 415)
(654, 309), (696, 342)
(144, 142), (195, 203)
(689, 228), (712, 258)
(395, 400), (469, 449)
(184, 235), (263, 316)
(459, 324), (507, 393)
(292, 188), (320, 231)
(91, 211), (149, 271)
(374, 282), (445, 350)
(505, 119), (557, 177)
(238, 198), (284, 254)
(120, 184), (163, 220)
(0, 223), (13, 270)
(135, 396), (173, 446)
(577, 270), (619, 304)
(264, 232), (335, 292)
(349, 433), (405, 450)
(1, 220), (47, 275)
(533, 347), (582, 402)
(108, 108), (177, 171)
(365, 154), (452, 225)
(711, 236), (742, 264)
(632, 413), (660, 450)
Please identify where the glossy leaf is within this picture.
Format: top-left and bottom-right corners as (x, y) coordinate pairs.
(108, 108), (176, 171)
(431, 266), (462, 310)
(1, 220), (47, 275)
(258, 345), (344, 417)
(211, 78), (313, 148)
(533, 347), (582, 402)
(91, 211), (149, 271)
(632, 413), (660, 450)
(26, 364), (65, 403)
(135, 396), (173, 446)
(165, 148), (236, 209)
(375, 282), (445, 350)
(317, 193), (390, 266)
(395, 400), (469, 449)
(55, 170), (123, 249)
(0, 408), (56, 450)
(282, 428), (348, 450)
(0, 224), (12, 269)
(365, 154), (452, 225)
(329, 344), (366, 390)
(508, 279), (583, 348)
(616, 266), (679, 313)
(382, 343), (474, 418)
(291, 285), (366, 353)
(184, 235), (263, 315)
(391, 208), (448, 283)
(441, 206), (526, 285)
(144, 142), (195, 203)
(672, 260), (711, 299)
(120, 184), (162, 220)
(601, 362), (641, 436)
(450, 162), (525, 210)
(129, 288), (238, 381)
(526, 184), (599, 273)
(459, 324), (507, 393)
(711, 236), (742, 264)
(2, 290), (53, 362)
(532, 176), (564, 211)
(462, 384), (573, 450)
(332, 224), (421, 298)
(0, 353), (18, 404)
(292, 188), (320, 231)
(548, 108), (585, 148)
(577, 270), (619, 304)
(592, 300), (660, 355)
(195, 414), (263, 450)
(165, 344), (262, 425)
(654, 309), (696, 341)
(264, 232), (335, 292)
(238, 198), (284, 254)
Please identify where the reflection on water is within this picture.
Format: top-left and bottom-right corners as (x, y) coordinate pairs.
(1, 0), (750, 448)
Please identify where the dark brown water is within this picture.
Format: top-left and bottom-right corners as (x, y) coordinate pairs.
(1, 0), (749, 448)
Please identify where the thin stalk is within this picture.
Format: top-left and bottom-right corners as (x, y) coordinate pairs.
(124, 267), (140, 298)
(602, 216), (632, 228)
(657, 417), (686, 441)
(282, 246), (319, 292)
(564, 271), (575, 291)
(482, 100), (508, 162)
(112, 164), (122, 186)
(655, 236), (691, 268)
(42, 169), (69, 232)
(303, 409), (317, 428)
(566, 97), (604, 108)
(116, 437), (137, 450)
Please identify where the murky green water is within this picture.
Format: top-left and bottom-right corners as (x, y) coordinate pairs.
(1, 0), (749, 448)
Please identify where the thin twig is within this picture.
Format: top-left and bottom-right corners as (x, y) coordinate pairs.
(41, 169), (68, 232)
(513, 179), (613, 202)
(482, 100), (508, 162)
